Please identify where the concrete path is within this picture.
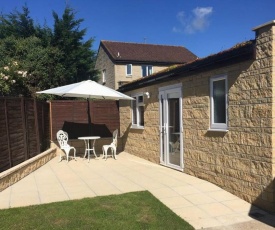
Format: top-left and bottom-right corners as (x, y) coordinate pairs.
(0, 152), (274, 229)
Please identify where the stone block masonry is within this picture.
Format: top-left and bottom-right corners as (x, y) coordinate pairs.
(0, 148), (57, 192)
(119, 21), (275, 212)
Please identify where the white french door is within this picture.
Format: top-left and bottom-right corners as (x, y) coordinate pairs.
(159, 84), (183, 171)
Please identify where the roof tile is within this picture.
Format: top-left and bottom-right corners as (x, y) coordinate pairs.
(100, 40), (198, 64)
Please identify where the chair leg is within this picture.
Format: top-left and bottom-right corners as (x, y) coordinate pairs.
(73, 148), (77, 161)
(102, 147), (105, 160)
(102, 146), (117, 160)
(113, 149), (117, 160)
(102, 147), (105, 159)
(105, 147), (108, 161)
(59, 153), (62, 162)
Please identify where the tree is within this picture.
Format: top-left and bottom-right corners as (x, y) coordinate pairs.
(0, 5), (35, 39)
(52, 7), (98, 85)
(0, 36), (32, 96)
(0, 6), (98, 97)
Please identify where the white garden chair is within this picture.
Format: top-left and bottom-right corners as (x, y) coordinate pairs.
(102, 129), (118, 160)
(56, 130), (76, 162)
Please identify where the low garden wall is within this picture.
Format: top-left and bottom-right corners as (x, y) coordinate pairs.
(0, 147), (57, 192)
(0, 136), (123, 192)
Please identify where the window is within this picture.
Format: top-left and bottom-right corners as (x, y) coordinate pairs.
(131, 94), (144, 128)
(126, 64), (132, 76)
(142, 65), (153, 77)
(102, 69), (106, 83)
(210, 75), (228, 130)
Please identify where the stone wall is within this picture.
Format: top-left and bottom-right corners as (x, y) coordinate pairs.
(95, 46), (176, 90)
(95, 47), (115, 89)
(120, 80), (183, 162)
(0, 148), (57, 192)
(119, 22), (275, 212)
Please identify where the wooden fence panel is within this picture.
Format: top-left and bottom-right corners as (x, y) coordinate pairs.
(37, 101), (50, 151)
(51, 100), (120, 140)
(7, 99), (25, 166)
(0, 98), (118, 172)
(0, 99), (10, 171)
(0, 97), (50, 172)
(25, 99), (39, 158)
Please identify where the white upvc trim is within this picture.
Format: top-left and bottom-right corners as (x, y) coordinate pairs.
(131, 93), (144, 128)
(102, 69), (106, 83)
(141, 65), (153, 77)
(126, 64), (132, 76)
(159, 83), (182, 92)
(210, 74), (228, 130)
(130, 125), (144, 130)
(207, 128), (228, 132)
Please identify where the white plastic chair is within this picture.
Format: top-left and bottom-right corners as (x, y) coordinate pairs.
(56, 130), (76, 162)
(102, 129), (118, 160)
(169, 138), (180, 153)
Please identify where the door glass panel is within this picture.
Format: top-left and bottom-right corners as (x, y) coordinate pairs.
(132, 99), (137, 124)
(213, 79), (226, 123)
(160, 95), (165, 162)
(167, 96), (180, 167)
(159, 86), (183, 170)
(138, 106), (144, 126)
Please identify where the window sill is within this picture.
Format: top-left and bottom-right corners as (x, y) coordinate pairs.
(131, 125), (144, 130)
(207, 128), (228, 132)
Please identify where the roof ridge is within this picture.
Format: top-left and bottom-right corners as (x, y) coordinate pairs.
(101, 40), (185, 48)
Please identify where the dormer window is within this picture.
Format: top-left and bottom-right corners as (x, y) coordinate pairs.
(142, 65), (153, 77)
(126, 64), (132, 76)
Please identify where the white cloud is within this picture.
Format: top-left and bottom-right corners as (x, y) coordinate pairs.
(173, 7), (213, 34)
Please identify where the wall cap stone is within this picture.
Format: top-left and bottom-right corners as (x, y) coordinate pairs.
(252, 20), (275, 31)
(0, 147), (57, 179)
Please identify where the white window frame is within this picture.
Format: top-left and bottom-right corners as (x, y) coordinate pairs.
(126, 64), (132, 76)
(131, 93), (144, 129)
(141, 65), (153, 77)
(102, 69), (106, 83)
(209, 74), (228, 131)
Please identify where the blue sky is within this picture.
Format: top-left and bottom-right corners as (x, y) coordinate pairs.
(1, 0), (275, 58)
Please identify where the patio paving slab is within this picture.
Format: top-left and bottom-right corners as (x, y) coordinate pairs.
(0, 151), (274, 230)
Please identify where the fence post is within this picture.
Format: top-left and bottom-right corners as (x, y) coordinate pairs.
(34, 99), (40, 154)
(49, 101), (53, 141)
(21, 97), (28, 160)
(4, 98), (12, 168)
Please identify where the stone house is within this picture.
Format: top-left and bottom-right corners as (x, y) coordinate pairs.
(95, 40), (197, 89)
(118, 20), (275, 212)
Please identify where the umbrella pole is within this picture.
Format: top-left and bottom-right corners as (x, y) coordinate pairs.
(87, 98), (92, 136)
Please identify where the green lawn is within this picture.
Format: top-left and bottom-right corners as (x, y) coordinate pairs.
(0, 191), (194, 230)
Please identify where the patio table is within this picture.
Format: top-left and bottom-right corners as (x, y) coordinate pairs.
(78, 136), (100, 162)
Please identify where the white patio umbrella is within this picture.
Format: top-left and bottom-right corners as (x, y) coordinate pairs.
(36, 80), (134, 100)
(36, 80), (134, 138)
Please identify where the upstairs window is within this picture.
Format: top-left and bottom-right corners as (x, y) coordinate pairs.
(131, 94), (144, 128)
(142, 65), (153, 77)
(210, 75), (228, 130)
(102, 69), (106, 83)
(126, 64), (132, 76)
